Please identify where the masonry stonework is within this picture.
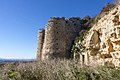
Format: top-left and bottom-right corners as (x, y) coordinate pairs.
(36, 29), (45, 60)
(37, 17), (81, 60)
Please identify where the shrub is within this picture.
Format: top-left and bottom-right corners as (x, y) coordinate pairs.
(71, 30), (88, 60)
(0, 60), (120, 80)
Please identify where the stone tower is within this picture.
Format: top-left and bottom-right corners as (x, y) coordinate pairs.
(42, 17), (67, 59)
(37, 17), (81, 60)
(36, 29), (45, 60)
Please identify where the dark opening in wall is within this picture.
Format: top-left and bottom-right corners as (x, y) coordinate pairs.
(82, 55), (85, 64)
(116, 7), (118, 10)
(56, 48), (59, 50)
(113, 15), (120, 26)
(56, 22), (58, 24)
(74, 23), (77, 26)
(114, 28), (116, 31)
(72, 21), (75, 23)
(66, 21), (68, 23)
(56, 43), (58, 45)
(57, 32), (58, 33)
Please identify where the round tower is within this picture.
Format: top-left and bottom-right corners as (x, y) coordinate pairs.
(42, 17), (68, 59)
(36, 29), (45, 60)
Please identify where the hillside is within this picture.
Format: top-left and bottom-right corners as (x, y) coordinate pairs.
(71, 3), (120, 68)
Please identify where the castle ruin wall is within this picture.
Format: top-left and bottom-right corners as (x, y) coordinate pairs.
(37, 17), (82, 60)
(36, 29), (45, 60)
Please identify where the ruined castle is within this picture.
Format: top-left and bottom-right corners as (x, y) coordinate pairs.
(37, 17), (82, 60)
(36, 3), (120, 67)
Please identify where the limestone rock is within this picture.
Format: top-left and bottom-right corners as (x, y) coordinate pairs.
(84, 5), (120, 67)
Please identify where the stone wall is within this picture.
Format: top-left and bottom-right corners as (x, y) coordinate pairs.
(37, 17), (82, 60)
(42, 18), (67, 59)
(36, 29), (45, 60)
(65, 17), (81, 56)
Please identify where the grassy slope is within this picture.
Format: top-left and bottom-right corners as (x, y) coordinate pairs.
(0, 60), (120, 80)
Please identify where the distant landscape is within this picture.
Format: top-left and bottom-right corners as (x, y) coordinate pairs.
(0, 58), (34, 63)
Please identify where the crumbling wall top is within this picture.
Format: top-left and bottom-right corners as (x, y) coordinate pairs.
(68, 17), (81, 21)
(48, 17), (81, 22)
(48, 17), (65, 22)
(38, 29), (45, 33)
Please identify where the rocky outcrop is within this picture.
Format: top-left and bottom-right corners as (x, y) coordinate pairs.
(83, 5), (120, 67)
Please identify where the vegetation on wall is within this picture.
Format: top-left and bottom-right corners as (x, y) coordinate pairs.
(71, 30), (89, 59)
(71, 15), (92, 59)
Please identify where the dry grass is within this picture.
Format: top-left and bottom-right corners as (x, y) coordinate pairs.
(0, 59), (120, 80)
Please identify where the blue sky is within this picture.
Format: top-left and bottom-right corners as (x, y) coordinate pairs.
(0, 0), (114, 59)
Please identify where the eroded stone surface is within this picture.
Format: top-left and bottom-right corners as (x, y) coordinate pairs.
(84, 5), (120, 67)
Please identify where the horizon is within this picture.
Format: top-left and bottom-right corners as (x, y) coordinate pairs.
(0, 0), (114, 59)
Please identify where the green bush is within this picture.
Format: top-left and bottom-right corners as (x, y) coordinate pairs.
(7, 69), (17, 80)
(71, 30), (88, 60)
